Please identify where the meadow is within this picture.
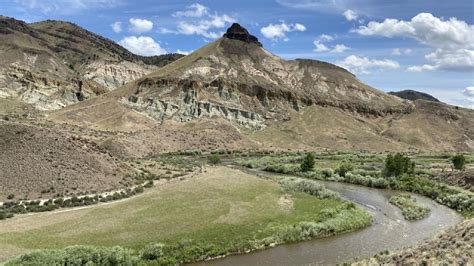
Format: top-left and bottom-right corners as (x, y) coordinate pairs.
(0, 166), (370, 264)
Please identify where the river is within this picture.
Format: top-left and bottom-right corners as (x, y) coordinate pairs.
(196, 167), (463, 265)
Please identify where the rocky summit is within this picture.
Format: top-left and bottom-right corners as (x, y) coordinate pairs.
(223, 23), (263, 47)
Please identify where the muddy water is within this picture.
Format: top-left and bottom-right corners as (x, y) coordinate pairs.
(198, 169), (463, 265)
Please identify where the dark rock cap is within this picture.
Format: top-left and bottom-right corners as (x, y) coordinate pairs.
(223, 23), (262, 47)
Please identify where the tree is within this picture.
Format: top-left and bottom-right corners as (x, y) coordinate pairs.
(383, 153), (415, 177)
(208, 154), (221, 165)
(336, 160), (354, 177)
(451, 154), (466, 171)
(300, 153), (315, 172)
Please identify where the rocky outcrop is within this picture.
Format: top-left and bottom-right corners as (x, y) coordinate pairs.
(223, 23), (262, 47)
(83, 61), (157, 90)
(121, 80), (266, 129)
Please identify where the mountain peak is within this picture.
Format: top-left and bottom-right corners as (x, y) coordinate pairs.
(223, 23), (262, 47)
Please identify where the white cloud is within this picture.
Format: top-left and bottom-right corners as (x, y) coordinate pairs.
(462, 86), (474, 108)
(293, 23), (307, 31)
(355, 13), (474, 72)
(332, 44), (350, 53)
(463, 86), (474, 98)
(392, 48), (412, 56)
(337, 55), (400, 74)
(15, 0), (121, 14)
(176, 14), (234, 39)
(391, 48), (401, 56)
(111, 21), (122, 33)
(260, 22), (306, 40)
(129, 18), (153, 33)
(176, 49), (192, 55)
(406, 64), (436, 72)
(343, 9), (358, 21)
(167, 4), (234, 39)
(119, 36), (167, 56)
(319, 34), (334, 41)
(313, 35), (349, 53)
(173, 3), (208, 18)
(313, 41), (329, 52)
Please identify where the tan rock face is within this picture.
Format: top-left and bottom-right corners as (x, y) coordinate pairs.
(83, 61), (157, 90)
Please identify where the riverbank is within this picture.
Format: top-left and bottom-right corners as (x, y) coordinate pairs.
(355, 219), (473, 265)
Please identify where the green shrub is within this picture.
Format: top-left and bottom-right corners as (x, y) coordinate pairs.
(320, 168), (334, 178)
(451, 154), (466, 170)
(300, 153), (315, 172)
(208, 154), (221, 165)
(279, 177), (339, 199)
(336, 161), (354, 177)
(140, 243), (165, 260)
(383, 153), (415, 177)
(7, 245), (137, 266)
(389, 194), (430, 221)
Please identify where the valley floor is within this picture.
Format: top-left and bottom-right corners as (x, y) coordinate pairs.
(0, 166), (369, 264)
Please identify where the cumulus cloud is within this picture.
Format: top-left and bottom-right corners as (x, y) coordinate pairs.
(313, 41), (349, 53)
(260, 22), (306, 40)
(313, 35), (349, 53)
(176, 14), (234, 39)
(391, 48), (412, 56)
(354, 13), (474, 72)
(332, 44), (350, 53)
(111, 21), (122, 33)
(119, 36), (166, 56)
(173, 3), (208, 18)
(319, 34), (334, 41)
(462, 86), (474, 108)
(165, 4), (234, 39)
(463, 86), (474, 98)
(343, 9), (358, 21)
(337, 55), (400, 74)
(176, 49), (192, 55)
(391, 48), (401, 56)
(129, 18), (153, 33)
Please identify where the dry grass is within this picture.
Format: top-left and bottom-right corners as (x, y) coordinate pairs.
(0, 166), (347, 262)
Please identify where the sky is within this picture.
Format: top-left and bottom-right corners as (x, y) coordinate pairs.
(1, 0), (473, 108)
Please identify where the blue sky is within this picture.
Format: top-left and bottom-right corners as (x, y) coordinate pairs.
(1, 0), (473, 107)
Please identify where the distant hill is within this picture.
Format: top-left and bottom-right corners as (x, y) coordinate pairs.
(389, 90), (440, 102)
(0, 16), (183, 110)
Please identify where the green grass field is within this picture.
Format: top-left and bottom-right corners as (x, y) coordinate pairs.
(0, 166), (369, 263)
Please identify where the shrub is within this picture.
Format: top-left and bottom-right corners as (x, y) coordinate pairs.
(208, 154), (221, 165)
(336, 161), (354, 177)
(279, 177), (339, 199)
(264, 163), (300, 174)
(383, 153), (415, 177)
(300, 153), (315, 172)
(7, 194), (14, 200)
(140, 243), (165, 260)
(451, 154), (466, 171)
(7, 245), (137, 265)
(320, 168), (334, 178)
(389, 194), (430, 221)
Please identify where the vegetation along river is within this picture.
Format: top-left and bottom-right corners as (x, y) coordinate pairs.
(197, 167), (462, 265)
